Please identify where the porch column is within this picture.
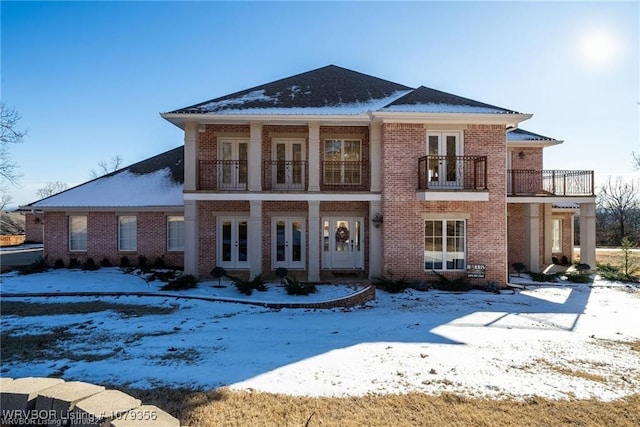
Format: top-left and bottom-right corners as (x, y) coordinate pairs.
(579, 202), (596, 270)
(370, 122), (382, 193)
(248, 122), (262, 191)
(368, 200), (383, 279)
(543, 203), (553, 264)
(308, 123), (320, 192)
(525, 203), (540, 272)
(308, 200), (320, 281)
(184, 122), (198, 192)
(249, 200), (263, 278)
(184, 200), (199, 276)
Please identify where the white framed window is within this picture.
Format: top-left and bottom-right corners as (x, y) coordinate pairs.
(118, 216), (137, 252)
(167, 216), (185, 251)
(324, 139), (362, 185)
(552, 219), (562, 253)
(424, 219), (466, 271)
(69, 216), (87, 251)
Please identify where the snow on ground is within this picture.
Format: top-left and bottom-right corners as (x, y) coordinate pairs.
(1, 269), (639, 401)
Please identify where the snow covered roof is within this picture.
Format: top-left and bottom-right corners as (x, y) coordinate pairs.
(507, 128), (558, 142)
(25, 147), (184, 209)
(165, 65), (521, 116)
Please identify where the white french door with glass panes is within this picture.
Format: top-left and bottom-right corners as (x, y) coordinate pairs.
(322, 218), (364, 269)
(424, 219), (466, 271)
(273, 138), (305, 190)
(272, 218), (305, 269)
(426, 132), (462, 188)
(218, 138), (248, 190)
(324, 139), (361, 185)
(218, 217), (249, 268)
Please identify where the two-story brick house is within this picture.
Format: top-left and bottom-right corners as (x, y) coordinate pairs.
(25, 65), (596, 284)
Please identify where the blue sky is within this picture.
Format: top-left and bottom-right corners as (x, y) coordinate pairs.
(2, 1), (638, 208)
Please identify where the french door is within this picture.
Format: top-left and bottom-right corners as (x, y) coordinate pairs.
(219, 138), (248, 190)
(218, 217), (249, 268)
(322, 217), (364, 269)
(273, 138), (305, 190)
(272, 217), (305, 269)
(426, 132), (461, 188)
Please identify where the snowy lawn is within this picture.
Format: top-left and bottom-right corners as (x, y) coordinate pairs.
(1, 268), (639, 401)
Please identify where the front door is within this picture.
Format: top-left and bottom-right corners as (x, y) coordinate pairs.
(322, 218), (364, 269)
(272, 217), (305, 269)
(218, 217), (249, 269)
(427, 132), (461, 188)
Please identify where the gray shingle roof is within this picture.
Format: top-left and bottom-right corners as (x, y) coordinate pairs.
(508, 128), (558, 141)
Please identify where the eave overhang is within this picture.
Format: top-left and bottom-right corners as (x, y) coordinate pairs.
(370, 112), (532, 127)
(160, 112), (374, 128)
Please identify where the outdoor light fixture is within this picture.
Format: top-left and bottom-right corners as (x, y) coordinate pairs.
(518, 151), (525, 159)
(372, 213), (383, 228)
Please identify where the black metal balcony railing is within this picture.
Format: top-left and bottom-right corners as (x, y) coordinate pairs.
(199, 160), (248, 191)
(263, 160), (307, 190)
(418, 155), (488, 190)
(321, 160), (369, 191)
(507, 170), (594, 196)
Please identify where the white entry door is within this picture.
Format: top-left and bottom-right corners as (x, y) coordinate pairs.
(272, 217), (305, 269)
(426, 132), (462, 188)
(322, 218), (364, 269)
(218, 217), (249, 268)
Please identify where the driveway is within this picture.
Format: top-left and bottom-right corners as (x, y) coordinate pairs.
(0, 245), (43, 272)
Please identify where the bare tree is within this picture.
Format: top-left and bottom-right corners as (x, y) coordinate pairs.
(597, 176), (640, 244)
(36, 181), (68, 199)
(633, 151), (640, 170)
(89, 155), (123, 178)
(0, 102), (27, 185)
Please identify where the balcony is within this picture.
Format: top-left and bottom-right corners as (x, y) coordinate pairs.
(418, 155), (488, 191)
(507, 170), (594, 196)
(199, 160), (247, 191)
(263, 160), (307, 191)
(321, 160), (369, 191)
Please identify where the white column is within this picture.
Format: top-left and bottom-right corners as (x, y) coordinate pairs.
(579, 202), (596, 270)
(368, 200), (383, 279)
(248, 122), (262, 191)
(249, 200), (263, 278)
(370, 122), (382, 193)
(525, 203), (540, 272)
(308, 123), (320, 192)
(183, 122), (198, 192)
(543, 203), (553, 264)
(183, 200), (199, 276)
(308, 200), (320, 281)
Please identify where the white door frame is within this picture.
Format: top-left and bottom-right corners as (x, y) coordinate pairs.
(271, 217), (306, 269)
(217, 216), (250, 269)
(321, 217), (364, 269)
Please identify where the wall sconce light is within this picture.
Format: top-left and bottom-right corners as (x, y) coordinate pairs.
(518, 151), (525, 159)
(372, 213), (383, 228)
(198, 124), (206, 133)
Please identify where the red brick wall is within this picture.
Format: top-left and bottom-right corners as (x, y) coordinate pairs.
(510, 147), (543, 170)
(43, 211), (183, 268)
(24, 213), (44, 243)
(507, 204), (526, 270)
(381, 123), (508, 284)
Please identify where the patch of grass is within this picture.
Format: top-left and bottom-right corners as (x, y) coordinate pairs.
(118, 387), (640, 427)
(535, 359), (607, 383)
(0, 326), (73, 362)
(0, 301), (178, 317)
(157, 348), (202, 365)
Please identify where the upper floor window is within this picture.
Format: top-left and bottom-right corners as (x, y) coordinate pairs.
(324, 139), (361, 185)
(118, 215), (137, 252)
(69, 215), (87, 251)
(167, 216), (185, 251)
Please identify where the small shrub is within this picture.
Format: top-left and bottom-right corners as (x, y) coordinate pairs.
(153, 256), (167, 269)
(68, 257), (81, 269)
(137, 255), (148, 270)
(161, 274), (199, 291)
(210, 266), (227, 287)
(597, 263), (640, 283)
(120, 256), (131, 268)
(431, 271), (471, 292)
(100, 257), (112, 268)
(564, 272), (593, 283)
(372, 273), (409, 293)
(274, 267), (288, 283)
(81, 258), (99, 271)
(284, 275), (316, 296)
(251, 273), (268, 292)
(527, 271), (560, 283)
(18, 256), (48, 275)
(230, 276), (254, 295)
(53, 259), (65, 269)
(512, 262), (526, 277)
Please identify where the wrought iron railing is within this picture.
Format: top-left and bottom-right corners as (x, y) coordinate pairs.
(321, 160), (369, 191)
(507, 170), (594, 196)
(198, 160), (248, 191)
(263, 160), (307, 190)
(418, 155), (488, 190)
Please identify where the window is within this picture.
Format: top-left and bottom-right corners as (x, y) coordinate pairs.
(118, 216), (137, 251)
(424, 219), (466, 270)
(69, 216), (87, 251)
(552, 219), (562, 253)
(167, 216), (185, 251)
(324, 139), (361, 185)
